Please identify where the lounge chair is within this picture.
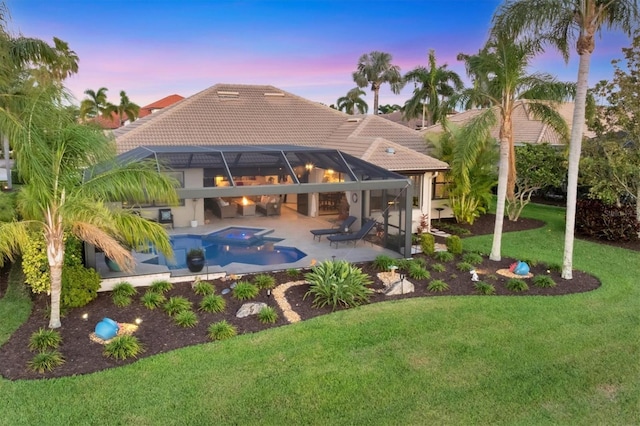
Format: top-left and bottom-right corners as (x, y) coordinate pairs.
(310, 216), (357, 241)
(327, 218), (378, 248)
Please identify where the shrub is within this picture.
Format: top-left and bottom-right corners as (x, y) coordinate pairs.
(27, 351), (65, 373)
(163, 296), (192, 316)
(103, 335), (144, 360)
(61, 265), (101, 308)
(445, 235), (463, 254)
(456, 262), (475, 272)
(286, 268), (300, 278)
(411, 257), (427, 268)
(547, 263), (562, 273)
(462, 252), (483, 265)
(141, 291), (165, 310)
(23, 232), (83, 294)
(506, 278), (529, 292)
(474, 281), (496, 295)
(28, 328), (62, 352)
(112, 293), (133, 307)
(420, 233), (435, 256)
(112, 282), (137, 297)
(532, 275), (557, 288)
(436, 222), (471, 236)
(253, 274), (276, 290)
(431, 263), (446, 273)
(396, 258), (413, 272)
(200, 294), (226, 313)
(434, 251), (454, 263)
(576, 198), (640, 242)
(192, 280), (215, 296)
(208, 320), (237, 341)
(373, 255), (395, 271)
(408, 264), (430, 280)
(258, 306), (278, 324)
(150, 280), (173, 293)
(427, 279), (449, 292)
(174, 310), (199, 328)
(232, 281), (259, 300)
(304, 260), (373, 309)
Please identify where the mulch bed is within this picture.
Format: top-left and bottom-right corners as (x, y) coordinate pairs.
(0, 213), (627, 381)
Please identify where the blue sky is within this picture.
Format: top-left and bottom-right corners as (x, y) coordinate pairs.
(7, 0), (634, 109)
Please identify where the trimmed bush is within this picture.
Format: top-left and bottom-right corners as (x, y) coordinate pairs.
(28, 328), (62, 352)
(420, 233), (435, 256)
(304, 260), (372, 309)
(140, 291), (165, 310)
(474, 281), (496, 295)
(27, 351), (65, 373)
(506, 278), (529, 292)
(192, 280), (215, 296)
(200, 294), (226, 313)
(61, 265), (101, 308)
(23, 232), (83, 294)
(462, 252), (483, 265)
(427, 279), (449, 292)
(163, 296), (192, 316)
(174, 310), (199, 328)
(103, 335), (144, 360)
(445, 235), (463, 254)
(576, 198), (639, 242)
(258, 306), (278, 324)
(532, 275), (557, 288)
(208, 320), (237, 341)
(434, 251), (454, 263)
(232, 281), (259, 300)
(253, 274), (276, 290)
(150, 280), (173, 293)
(112, 293), (133, 308)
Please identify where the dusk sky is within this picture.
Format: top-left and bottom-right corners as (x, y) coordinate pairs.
(7, 0), (634, 110)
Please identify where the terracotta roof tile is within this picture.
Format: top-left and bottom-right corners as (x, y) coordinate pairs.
(114, 84), (447, 172)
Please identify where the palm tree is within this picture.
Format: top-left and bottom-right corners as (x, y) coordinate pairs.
(352, 51), (404, 115)
(458, 31), (574, 261)
(113, 90), (140, 126)
(403, 49), (463, 128)
(492, 0), (640, 278)
(377, 104), (402, 114)
(336, 87), (368, 115)
(0, 4), (59, 190)
(80, 87), (112, 120)
(0, 91), (178, 328)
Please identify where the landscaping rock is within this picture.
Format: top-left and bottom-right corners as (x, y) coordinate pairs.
(236, 302), (267, 318)
(384, 279), (415, 296)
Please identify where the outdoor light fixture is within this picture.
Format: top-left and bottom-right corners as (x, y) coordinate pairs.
(305, 163), (314, 171)
(135, 318), (143, 325)
(266, 289), (271, 297)
(400, 273), (406, 295)
(81, 313), (88, 321)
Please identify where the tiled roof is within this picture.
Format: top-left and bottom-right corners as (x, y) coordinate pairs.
(138, 94), (184, 118)
(113, 84), (447, 172)
(421, 101), (590, 145)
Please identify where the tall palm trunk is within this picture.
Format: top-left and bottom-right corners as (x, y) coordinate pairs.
(507, 134), (517, 201)
(373, 87), (380, 115)
(45, 208), (65, 328)
(562, 51), (592, 279)
(491, 138), (510, 261)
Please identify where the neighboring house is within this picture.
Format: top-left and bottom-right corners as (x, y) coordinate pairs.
(138, 94), (184, 119)
(111, 84), (449, 256)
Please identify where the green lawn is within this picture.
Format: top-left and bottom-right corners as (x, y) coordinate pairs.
(1, 203), (638, 425)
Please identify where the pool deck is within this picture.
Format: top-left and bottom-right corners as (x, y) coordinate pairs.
(97, 205), (402, 290)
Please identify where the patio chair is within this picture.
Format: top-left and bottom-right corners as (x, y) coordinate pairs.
(310, 215), (357, 241)
(158, 208), (174, 229)
(327, 218), (378, 248)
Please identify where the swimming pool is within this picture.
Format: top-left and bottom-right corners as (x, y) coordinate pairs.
(143, 227), (307, 269)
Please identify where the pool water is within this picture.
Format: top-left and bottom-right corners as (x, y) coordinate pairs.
(143, 227), (307, 269)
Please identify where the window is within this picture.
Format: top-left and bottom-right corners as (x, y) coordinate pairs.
(407, 174), (423, 207)
(432, 173), (451, 200)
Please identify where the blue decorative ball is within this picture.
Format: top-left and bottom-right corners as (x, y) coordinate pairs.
(95, 317), (119, 340)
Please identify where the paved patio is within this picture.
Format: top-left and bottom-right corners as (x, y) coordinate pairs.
(97, 204), (402, 290)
